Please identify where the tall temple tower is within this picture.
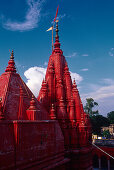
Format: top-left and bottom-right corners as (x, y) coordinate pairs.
(38, 21), (93, 169)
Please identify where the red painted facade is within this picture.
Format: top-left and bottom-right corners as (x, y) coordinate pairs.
(0, 22), (92, 170)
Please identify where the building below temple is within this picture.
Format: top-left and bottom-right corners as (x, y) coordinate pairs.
(101, 124), (114, 137)
(0, 21), (92, 170)
(93, 139), (114, 169)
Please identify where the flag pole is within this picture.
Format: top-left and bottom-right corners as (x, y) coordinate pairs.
(47, 5), (59, 52)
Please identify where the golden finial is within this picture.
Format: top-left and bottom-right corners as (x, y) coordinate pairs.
(10, 50), (14, 60)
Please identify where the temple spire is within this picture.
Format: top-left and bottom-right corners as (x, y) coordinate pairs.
(50, 104), (56, 120)
(29, 95), (37, 110)
(5, 50), (16, 73)
(72, 79), (77, 89)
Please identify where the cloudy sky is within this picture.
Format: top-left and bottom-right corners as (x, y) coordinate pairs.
(0, 0), (114, 116)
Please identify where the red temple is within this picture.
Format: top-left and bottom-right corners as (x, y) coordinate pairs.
(0, 22), (92, 170)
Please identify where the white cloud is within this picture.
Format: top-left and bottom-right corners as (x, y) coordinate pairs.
(81, 68), (88, 72)
(15, 61), (26, 69)
(70, 72), (83, 84)
(66, 52), (78, 58)
(24, 66), (83, 97)
(81, 79), (114, 116)
(109, 52), (113, 57)
(3, 0), (44, 31)
(57, 14), (66, 20)
(24, 66), (46, 97)
(109, 48), (114, 57)
(24, 66), (114, 116)
(82, 54), (89, 57)
(83, 85), (114, 101)
(102, 78), (114, 85)
(66, 52), (89, 58)
(44, 61), (48, 66)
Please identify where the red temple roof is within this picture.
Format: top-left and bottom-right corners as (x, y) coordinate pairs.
(0, 50), (49, 120)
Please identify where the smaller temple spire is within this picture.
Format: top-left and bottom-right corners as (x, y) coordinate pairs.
(50, 104), (56, 120)
(29, 95), (37, 110)
(5, 50), (16, 73)
(72, 79), (79, 94)
(72, 79), (77, 89)
(72, 78), (82, 121)
(27, 95), (38, 120)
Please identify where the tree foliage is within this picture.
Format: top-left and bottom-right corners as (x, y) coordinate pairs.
(107, 111), (114, 124)
(90, 115), (110, 135)
(84, 98), (113, 136)
(84, 98), (99, 117)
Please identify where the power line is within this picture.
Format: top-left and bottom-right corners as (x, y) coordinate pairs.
(92, 143), (114, 160)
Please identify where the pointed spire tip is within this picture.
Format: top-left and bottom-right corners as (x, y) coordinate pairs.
(10, 50), (14, 60)
(55, 20), (59, 38)
(5, 49), (16, 73)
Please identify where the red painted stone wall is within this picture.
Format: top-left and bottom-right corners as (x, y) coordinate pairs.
(0, 120), (66, 170)
(0, 121), (15, 169)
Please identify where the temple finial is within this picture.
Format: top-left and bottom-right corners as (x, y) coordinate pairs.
(55, 20), (59, 39)
(54, 20), (61, 50)
(72, 78), (77, 89)
(10, 50), (14, 60)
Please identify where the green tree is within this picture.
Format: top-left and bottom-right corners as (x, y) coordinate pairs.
(91, 115), (110, 135)
(107, 111), (114, 124)
(84, 98), (99, 117)
(84, 98), (111, 135)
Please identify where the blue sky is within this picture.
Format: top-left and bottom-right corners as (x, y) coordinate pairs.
(0, 0), (114, 116)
